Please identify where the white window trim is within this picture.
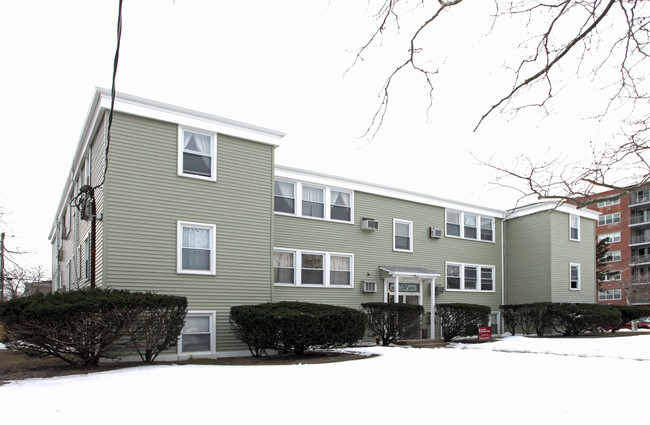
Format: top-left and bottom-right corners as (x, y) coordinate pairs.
(273, 248), (354, 288)
(597, 199), (620, 208)
(445, 209), (495, 243)
(178, 126), (217, 182)
(177, 221), (217, 275)
(598, 289), (622, 301)
(393, 219), (413, 253)
(602, 271), (621, 281)
(598, 213), (621, 226)
(178, 311), (216, 355)
(598, 232), (621, 243)
(489, 311), (501, 335)
(570, 263), (581, 290)
(273, 179), (354, 224)
(604, 251), (622, 263)
(569, 214), (580, 241)
(445, 261), (496, 292)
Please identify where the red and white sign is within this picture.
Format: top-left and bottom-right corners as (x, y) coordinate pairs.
(478, 327), (492, 342)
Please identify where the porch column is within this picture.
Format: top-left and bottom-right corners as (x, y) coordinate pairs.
(430, 277), (437, 340)
(394, 275), (400, 303)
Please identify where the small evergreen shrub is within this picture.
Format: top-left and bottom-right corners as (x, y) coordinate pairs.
(546, 303), (621, 336)
(361, 302), (424, 346)
(0, 288), (187, 364)
(500, 302), (553, 336)
(230, 301), (367, 356)
(609, 305), (650, 332)
(436, 303), (491, 342)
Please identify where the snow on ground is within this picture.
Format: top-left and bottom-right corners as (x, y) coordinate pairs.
(2, 335), (649, 424)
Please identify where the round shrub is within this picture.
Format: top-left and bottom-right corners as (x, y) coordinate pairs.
(230, 301), (367, 356)
(0, 288), (187, 364)
(436, 303), (491, 342)
(547, 303), (621, 335)
(361, 302), (424, 346)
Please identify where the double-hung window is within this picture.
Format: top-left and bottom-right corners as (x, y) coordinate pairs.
(598, 213), (621, 226)
(177, 221), (216, 274)
(273, 250), (295, 284)
(179, 312), (215, 354)
(446, 209), (495, 242)
(331, 190), (351, 221)
(446, 211), (461, 237)
(598, 232), (621, 243)
(604, 251), (621, 262)
(446, 262), (495, 292)
(274, 249), (353, 287)
(179, 128), (216, 181)
(330, 255), (351, 285)
(570, 263), (581, 290)
(598, 289), (622, 301)
(302, 185), (324, 218)
(273, 179), (353, 223)
(301, 253), (324, 284)
(393, 219), (413, 252)
(481, 267), (494, 291)
(274, 180), (296, 214)
(569, 215), (580, 241)
(480, 217), (493, 241)
(464, 214), (478, 239)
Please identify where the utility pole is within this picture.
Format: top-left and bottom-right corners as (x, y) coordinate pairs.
(1, 232), (5, 302)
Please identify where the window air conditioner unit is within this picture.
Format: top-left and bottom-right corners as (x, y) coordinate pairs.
(362, 280), (377, 293)
(361, 218), (379, 231)
(430, 226), (442, 239)
(434, 286), (445, 295)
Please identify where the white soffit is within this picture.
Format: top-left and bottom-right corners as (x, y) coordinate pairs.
(275, 165), (505, 218)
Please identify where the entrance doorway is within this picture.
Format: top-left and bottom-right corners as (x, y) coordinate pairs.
(386, 280), (422, 305)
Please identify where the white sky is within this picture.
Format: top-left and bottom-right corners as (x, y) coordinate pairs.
(0, 1), (629, 274)
(2, 334), (650, 423)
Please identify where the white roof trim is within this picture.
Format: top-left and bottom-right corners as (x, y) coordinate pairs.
(275, 165), (505, 218)
(505, 202), (600, 220)
(50, 88), (285, 240)
(96, 88), (285, 147)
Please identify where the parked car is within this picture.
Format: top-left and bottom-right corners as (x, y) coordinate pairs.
(621, 317), (650, 330)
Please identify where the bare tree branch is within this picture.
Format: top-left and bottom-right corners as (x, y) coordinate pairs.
(354, 0), (650, 204)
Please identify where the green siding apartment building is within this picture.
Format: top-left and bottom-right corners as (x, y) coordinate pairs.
(49, 89), (600, 358)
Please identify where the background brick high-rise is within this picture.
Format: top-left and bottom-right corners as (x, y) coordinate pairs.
(591, 188), (650, 305)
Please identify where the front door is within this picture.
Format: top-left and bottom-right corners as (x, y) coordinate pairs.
(386, 280), (422, 305)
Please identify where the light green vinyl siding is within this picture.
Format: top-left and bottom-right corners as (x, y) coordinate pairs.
(504, 212), (552, 304)
(273, 190), (504, 330)
(549, 213), (596, 303)
(505, 210), (597, 305)
(103, 112), (274, 352)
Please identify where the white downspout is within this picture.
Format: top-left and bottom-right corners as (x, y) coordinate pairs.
(501, 218), (506, 307)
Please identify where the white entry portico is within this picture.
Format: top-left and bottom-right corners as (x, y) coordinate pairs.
(379, 266), (441, 339)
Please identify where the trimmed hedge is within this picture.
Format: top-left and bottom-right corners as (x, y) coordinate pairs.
(436, 303), (491, 342)
(361, 302), (424, 346)
(230, 301), (367, 356)
(547, 303), (621, 335)
(610, 305), (650, 332)
(0, 288), (187, 364)
(501, 302), (623, 336)
(500, 302), (553, 336)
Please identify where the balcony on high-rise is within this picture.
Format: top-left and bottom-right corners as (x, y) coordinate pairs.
(629, 190), (650, 208)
